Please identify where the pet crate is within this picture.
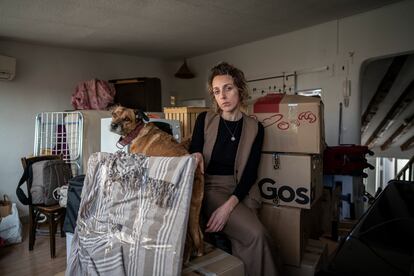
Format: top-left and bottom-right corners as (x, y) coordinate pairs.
(34, 112), (84, 176)
(164, 107), (210, 139)
(34, 110), (113, 176)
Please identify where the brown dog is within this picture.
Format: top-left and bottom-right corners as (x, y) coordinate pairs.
(110, 105), (204, 262)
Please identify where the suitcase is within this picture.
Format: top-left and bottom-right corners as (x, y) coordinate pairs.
(63, 175), (85, 233)
(323, 145), (374, 177)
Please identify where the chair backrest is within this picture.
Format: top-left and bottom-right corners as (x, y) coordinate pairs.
(21, 155), (62, 170)
(19, 155), (63, 205)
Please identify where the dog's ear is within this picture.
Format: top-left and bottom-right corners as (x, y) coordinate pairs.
(134, 109), (149, 122)
(109, 104), (121, 115)
(108, 103), (119, 112)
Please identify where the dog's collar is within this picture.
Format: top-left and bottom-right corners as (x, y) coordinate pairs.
(117, 122), (145, 148)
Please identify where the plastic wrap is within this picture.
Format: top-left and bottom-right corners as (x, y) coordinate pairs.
(0, 203), (22, 244)
(66, 151), (196, 276)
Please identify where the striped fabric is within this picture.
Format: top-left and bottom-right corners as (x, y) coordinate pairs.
(66, 151), (196, 276)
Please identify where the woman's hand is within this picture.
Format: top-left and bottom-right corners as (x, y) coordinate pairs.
(206, 196), (239, 233)
(192, 152), (204, 174)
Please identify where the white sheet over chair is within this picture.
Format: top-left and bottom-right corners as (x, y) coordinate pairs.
(66, 151), (196, 276)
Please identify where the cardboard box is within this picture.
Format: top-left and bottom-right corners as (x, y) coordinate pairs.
(182, 243), (244, 276)
(0, 205), (12, 218)
(284, 239), (328, 276)
(249, 94), (325, 154)
(259, 204), (305, 266)
(257, 153), (323, 209)
(0, 195), (12, 218)
(259, 203), (325, 267)
(164, 107), (210, 139)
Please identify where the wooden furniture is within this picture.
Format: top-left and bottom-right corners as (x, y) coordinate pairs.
(109, 77), (162, 112)
(164, 106), (210, 139)
(20, 155), (66, 258)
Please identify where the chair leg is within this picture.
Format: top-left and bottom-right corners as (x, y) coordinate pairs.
(29, 207), (38, 251)
(48, 213), (56, 258)
(60, 209), (66, 238)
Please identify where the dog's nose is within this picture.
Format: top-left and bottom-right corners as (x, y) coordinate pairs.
(110, 123), (118, 129)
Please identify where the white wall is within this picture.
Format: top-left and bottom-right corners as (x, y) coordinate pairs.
(0, 41), (171, 216)
(170, 0), (414, 149)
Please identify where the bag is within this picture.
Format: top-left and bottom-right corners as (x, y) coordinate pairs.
(53, 185), (69, 207)
(0, 203), (22, 244)
(0, 195), (12, 218)
(63, 175), (85, 233)
(16, 159), (72, 206)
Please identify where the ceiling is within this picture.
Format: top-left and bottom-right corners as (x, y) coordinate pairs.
(0, 0), (403, 59)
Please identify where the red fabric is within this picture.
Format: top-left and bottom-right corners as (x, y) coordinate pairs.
(253, 93), (284, 113)
(0, 237), (5, 248)
(71, 79), (116, 110)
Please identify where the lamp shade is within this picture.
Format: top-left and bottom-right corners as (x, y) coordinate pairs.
(175, 60), (195, 79)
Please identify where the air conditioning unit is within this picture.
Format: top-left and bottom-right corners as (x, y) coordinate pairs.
(0, 55), (16, 81)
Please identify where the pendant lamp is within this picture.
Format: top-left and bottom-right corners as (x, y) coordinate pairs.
(175, 60), (195, 79)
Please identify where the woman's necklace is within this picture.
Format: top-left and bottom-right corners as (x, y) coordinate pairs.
(222, 118), (241, 142)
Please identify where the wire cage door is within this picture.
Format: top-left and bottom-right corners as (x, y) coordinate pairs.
(34, 112), (84, 176)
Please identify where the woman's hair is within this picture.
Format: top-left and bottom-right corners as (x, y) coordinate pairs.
(207, 62), (249, 113)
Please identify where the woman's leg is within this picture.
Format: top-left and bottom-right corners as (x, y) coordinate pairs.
(223, 201), (280, 276)
(203, 175), (280, 276)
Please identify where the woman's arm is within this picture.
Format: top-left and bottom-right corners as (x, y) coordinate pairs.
(205, 195), (239, 232)
(189, 111), (207, 154)
(192, 152), (204, 174)
(189, 112), (207, 173)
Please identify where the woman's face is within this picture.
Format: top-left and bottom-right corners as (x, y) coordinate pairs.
(212, 75), (240, 113)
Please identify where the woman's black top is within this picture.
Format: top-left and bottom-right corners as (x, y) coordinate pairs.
(189, 111), (264, 201)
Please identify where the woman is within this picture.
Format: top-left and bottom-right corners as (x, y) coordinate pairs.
(190, 62), (280, 276)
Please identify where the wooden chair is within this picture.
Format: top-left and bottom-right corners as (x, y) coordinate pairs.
(20, 155), (66, 258)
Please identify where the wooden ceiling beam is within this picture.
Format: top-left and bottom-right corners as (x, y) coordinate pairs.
(401, 135), (414, 151)
(380, 113), (414, 150)
(365, 80), (414, 148)
(361, 55), (408, 133)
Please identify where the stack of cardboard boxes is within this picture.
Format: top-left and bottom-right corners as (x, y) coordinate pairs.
(250, 94), (328, 275)
(164, 100), (328, 275)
